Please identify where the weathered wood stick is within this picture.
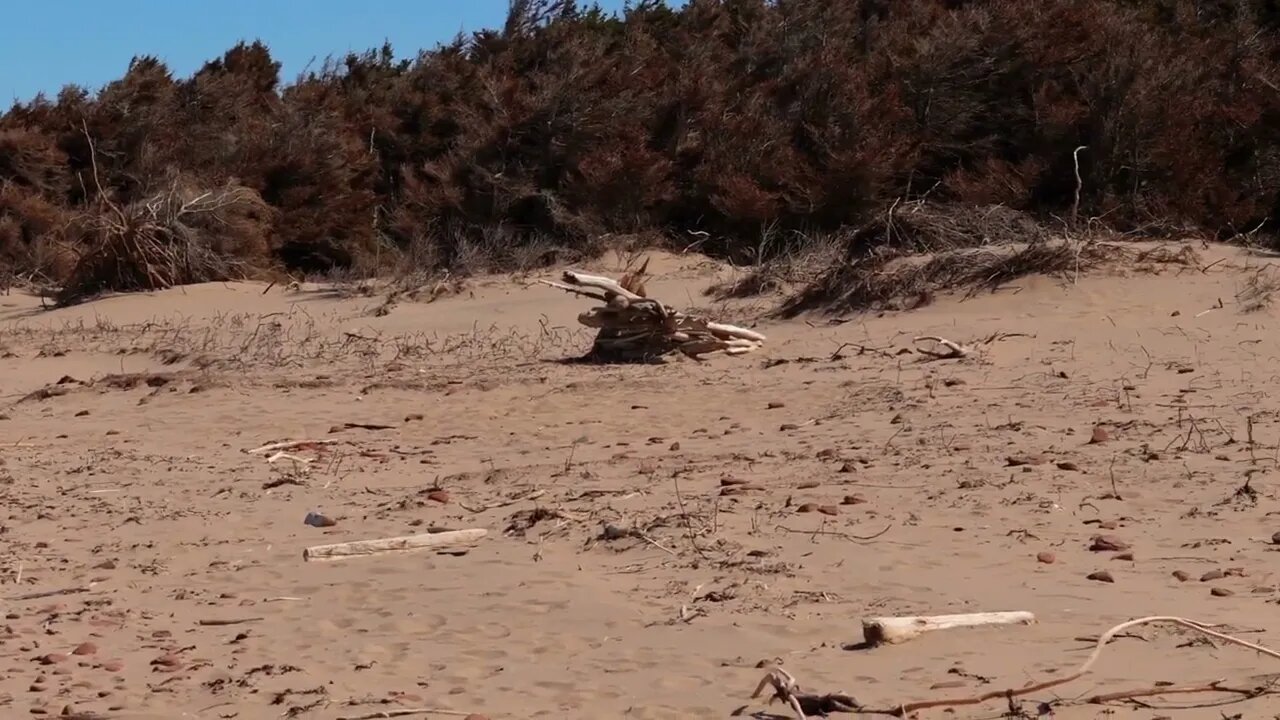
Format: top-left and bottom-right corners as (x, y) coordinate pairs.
(336, 707), (474, 719)
(247, 438), (338, 455)
(862, 610), (1036, 645)
(6, 584), (95, 602)
(706, 321), (767, 343)
(562, 270), (645, 300)
(536, 279), (609, 302)
(303, 528), (488, 562)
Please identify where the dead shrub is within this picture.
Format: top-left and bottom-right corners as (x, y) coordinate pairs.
(847, 202), (1053, 257)
(776, 202), (1119, 316)
(780, 238), (1126, 317)
(56, 181), (274, 306)
(1237, 266), (1280, 313)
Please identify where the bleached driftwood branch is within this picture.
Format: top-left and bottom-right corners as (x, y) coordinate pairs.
(861, 610), (1036, 646)
(540, 267), (766, 361)
(303, 528), (487, 562)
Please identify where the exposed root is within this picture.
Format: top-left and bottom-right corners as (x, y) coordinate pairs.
(542, 269), (765, 362)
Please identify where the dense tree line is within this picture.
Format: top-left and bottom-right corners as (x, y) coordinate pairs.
(1, 0), (1278, 293)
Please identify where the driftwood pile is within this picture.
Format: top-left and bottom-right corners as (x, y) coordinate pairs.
(541, 264), (765, 362)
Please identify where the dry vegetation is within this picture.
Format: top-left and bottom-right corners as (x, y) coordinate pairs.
(1, 0), (1279, 308)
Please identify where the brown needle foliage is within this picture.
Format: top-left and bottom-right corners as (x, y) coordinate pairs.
(0, 0), (1276, 298)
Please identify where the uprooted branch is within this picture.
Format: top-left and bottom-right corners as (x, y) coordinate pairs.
(749, 615), (1280, 718)
(540, 267), (765, 362)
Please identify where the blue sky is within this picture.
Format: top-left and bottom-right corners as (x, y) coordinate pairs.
(2, 0), (637, 104)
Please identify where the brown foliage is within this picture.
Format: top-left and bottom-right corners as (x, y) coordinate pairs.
(0, 0), (1278, 297)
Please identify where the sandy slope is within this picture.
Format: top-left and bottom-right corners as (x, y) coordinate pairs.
(1, 243), (1279, 720)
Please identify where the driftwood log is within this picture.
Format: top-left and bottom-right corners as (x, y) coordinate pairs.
(303, 528), (487, 562)
(540, 267), (765, 362)
(862, 610), (1036, 645)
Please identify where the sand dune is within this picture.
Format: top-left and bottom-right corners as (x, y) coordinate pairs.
(2, 244), (1280, 719)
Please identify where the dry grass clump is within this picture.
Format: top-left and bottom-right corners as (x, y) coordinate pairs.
(774, 202), (1128, 316)
(56, 181), (273, 306)
(1236, 266), (1280, 313)
(848, 202), (1053, 258)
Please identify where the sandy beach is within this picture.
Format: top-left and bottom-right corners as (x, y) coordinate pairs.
(2, 243), (1279, 719)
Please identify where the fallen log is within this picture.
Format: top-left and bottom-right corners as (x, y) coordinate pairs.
(861, 610), (1036, 645)
(303, 528), (487, 562)
(540, 264), (765, 361)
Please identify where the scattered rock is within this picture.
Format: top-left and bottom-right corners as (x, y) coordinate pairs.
(840, 494), (867, 505)
(779, 423), (799, 431)
(1055, 461), (1081, 471)
(1272, 531), (1280, 545)
(36, 654), (68, 665)
(99, 660), (123, 673)
(816, 505), (839, 516)
(425, 490), (450, 504)
(766, 402), (785, 410)
(1112, 552), (1134, 561)
(1210, 587), (1235, 597)
(1172, 570), (1191, 582)
(404, 413), (424, 422)
(1086, 570), (1115, 583)
(71, 643), (97, 656)
(304, 512), (337, 528)
(1005, 454), (1047, 467)
(1089, 426), (1110, 444)
(796, 503), (820, 513)
(74, 410), (90, 417)
(1089, 535), (1129, 552)
(1036, 551), (1056, 564)
(796, 481), (820, 490)
(150, 653), (182, 672)
(1200, 569), (1225, 582)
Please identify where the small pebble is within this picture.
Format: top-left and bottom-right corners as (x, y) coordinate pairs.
(1210, 587), (1235, 597)
(1036, 551), (1056, 564)
(304, 512), (336, 528)
(1089, 535), (1129, 552)
(1172, 570), (1191, 582)
(1086, 570), (1115, 583)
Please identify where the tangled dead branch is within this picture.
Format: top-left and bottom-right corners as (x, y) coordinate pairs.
(748, 615), (1280, 718)
(540, 267), (765, 362)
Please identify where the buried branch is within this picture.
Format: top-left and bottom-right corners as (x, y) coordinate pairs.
(540, 267), (765, 362)
(747, 615), (1280, 718)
